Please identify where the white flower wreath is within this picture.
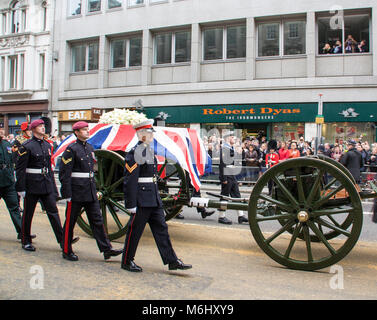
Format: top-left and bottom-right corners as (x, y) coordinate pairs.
(99, 108), (148, 125)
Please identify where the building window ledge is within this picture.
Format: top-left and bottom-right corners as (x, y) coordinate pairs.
(0, 89), (33, 99)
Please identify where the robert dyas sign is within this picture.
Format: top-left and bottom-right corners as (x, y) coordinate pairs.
(202, 106), (302, 121)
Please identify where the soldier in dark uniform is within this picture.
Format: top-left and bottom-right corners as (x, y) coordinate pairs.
(59, 121), (122, 261)
(15, 119), (63, 251)
(218, 131), (248, 225)
(0, 128), (25, 240)
(11, 122), (31, 162)
(121, 119), (192, 272)
(340, 140), (363, 184)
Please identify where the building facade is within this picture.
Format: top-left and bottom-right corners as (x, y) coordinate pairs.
(51, 0), (377, 143)
(0, 0), (52, 135)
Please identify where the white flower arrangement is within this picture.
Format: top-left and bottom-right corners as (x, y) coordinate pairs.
(99, 108), (148, 125)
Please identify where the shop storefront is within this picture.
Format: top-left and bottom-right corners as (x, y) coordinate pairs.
(145, 103), (319, 141)
(145, 102), (377, 144)
(58, 108), (103, 134)
(0, 100), (48, 135)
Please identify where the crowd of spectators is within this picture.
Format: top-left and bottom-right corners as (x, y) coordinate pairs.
(321, 35), (369, 55)
(203, 133), (377, 182)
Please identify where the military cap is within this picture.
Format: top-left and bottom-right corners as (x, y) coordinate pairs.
(72, 121), (89, 131)
(347, 139), (357, 146)
(222, 131), (235, 139)
(133, 119), (155, 132)
(30, 119), (45, 130)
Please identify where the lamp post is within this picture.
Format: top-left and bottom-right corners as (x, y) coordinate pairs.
(315, 94), (324, 155)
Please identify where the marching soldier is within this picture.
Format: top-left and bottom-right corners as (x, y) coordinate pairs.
(12, 122), (31, 163)
(59, 121), (122, 261)
(15, 119), (64, 251)
(0, 128), (28, 240)
(218, 131), (248, 225)
(121, 119), (192, 272)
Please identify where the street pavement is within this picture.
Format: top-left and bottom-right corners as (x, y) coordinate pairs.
(0, 197), (376, 300)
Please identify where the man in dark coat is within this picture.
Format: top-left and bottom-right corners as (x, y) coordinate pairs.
(339, 140), (363, 183)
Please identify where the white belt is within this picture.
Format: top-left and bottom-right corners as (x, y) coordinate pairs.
(138, 177), (156, 183)
(71, 172), (94, 178)
(26, 168), (48, 174)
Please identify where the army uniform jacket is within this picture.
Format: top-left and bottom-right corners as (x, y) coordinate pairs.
(123, 141), (162, 209)
(59, 139), (97, 202)
(0, 138), (15, 188)
(15, 136), (57, 195)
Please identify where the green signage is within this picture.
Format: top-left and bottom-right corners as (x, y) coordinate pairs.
(145, 103), (318, 124)
(144, 102), (377, 124)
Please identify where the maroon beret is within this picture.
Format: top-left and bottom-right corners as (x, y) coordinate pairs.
(72, 121), (89, 131)
(30, 119), (45, 130)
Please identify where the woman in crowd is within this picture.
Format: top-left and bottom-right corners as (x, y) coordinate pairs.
(288, 142), (301, 159)
(331, 145), (343, 162)
(278, 141), (289, 161)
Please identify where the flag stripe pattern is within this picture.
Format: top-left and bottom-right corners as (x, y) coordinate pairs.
(52, 124), (210, 191)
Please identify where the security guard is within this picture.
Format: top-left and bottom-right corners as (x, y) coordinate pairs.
(218, 131), (248, 225)
(0, 128), (25, 239)
(121, 119), (192, 272)
(15, 119), (63, 251)
(59, 121), (122, 261)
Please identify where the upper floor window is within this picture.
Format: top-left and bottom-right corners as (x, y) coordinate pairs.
(10, 0), (26, 33)
(257, 19), (306, 57)
(318, 13), (370, 55)
(88, 0), (101, 12)
(71, 41), (99, 72)
(128, 0), (144, 6)
(68, 0), (82, 16)
(203, 25), (246, 61)
(154, 30), (191, 64)
(110, 35), (142, 68)
(108, 0), (122, 9)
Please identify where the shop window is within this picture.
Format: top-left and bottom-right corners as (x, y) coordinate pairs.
(88, 0), (101, 12)
(68, 0), (82, 16)
(271, 123), (305, 142)
(110, 36), (142, 68)
(203, 25), (246, 61)
(109, 0), (122, 9)
(71, 41), (99, 72)
(318, 13), (370, 55)
(258, 20), (306, 57)
(154, 30), (191, 64)
(322, 122), (375, 145)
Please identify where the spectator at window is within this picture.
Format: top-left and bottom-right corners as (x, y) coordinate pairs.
(358, 40), (368, 53)
(322, 43), (333, 54)
(333, 40), (343, 54)
(344, 35), (358, 53)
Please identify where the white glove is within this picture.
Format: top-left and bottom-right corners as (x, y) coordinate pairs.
(18, 192), (26, 199)
(65, 198), (72, 203)
(127, 207), (137, 214)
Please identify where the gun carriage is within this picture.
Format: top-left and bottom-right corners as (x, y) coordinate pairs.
(54, 121), (377, 272)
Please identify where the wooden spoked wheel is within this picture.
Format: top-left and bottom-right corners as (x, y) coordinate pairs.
(248, 158), (363, 271)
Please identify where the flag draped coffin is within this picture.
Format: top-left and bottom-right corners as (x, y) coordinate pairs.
(52, 124), (211, 191)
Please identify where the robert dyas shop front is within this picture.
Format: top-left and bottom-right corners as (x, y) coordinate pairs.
(145, 102), (377, 143)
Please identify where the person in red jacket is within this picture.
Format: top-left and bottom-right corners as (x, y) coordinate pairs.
(278, 141), (289, 161)
(288, 141), (301, 158)
(266, 140), (280, 194)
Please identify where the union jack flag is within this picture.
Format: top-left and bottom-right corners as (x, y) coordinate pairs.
(52, 124), (211, 191)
